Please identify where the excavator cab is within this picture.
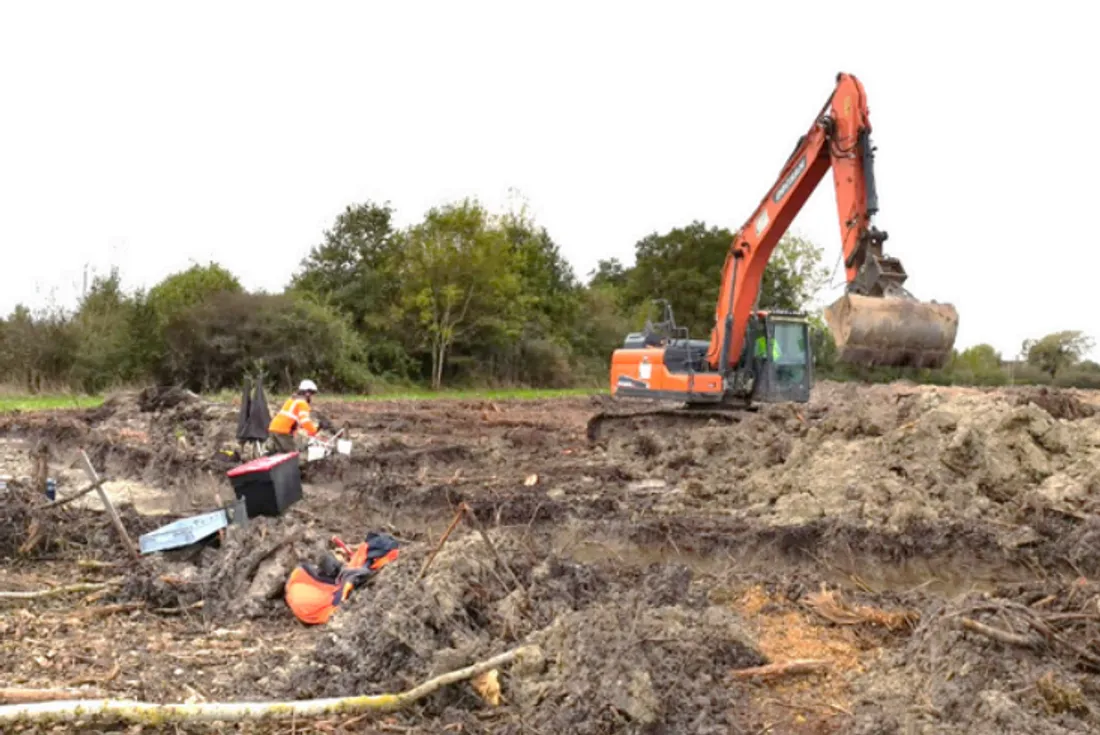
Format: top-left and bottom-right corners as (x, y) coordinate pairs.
(745, 313), (813, 404)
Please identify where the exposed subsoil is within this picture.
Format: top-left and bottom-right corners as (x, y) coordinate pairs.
(3, 381), (1100, 733)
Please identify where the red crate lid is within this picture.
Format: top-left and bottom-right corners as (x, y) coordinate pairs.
(226, 452), (299, 478)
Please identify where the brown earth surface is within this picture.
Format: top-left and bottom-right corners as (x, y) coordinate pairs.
(3, 381), (1100, 733)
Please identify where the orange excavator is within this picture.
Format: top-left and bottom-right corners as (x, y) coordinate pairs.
(590, 72), (958, 436)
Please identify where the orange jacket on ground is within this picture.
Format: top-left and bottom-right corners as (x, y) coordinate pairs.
(285, 536), (401, 625)
(268, 395), (319, 437)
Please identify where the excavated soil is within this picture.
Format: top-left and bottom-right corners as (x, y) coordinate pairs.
(4, 381), (1100, 733)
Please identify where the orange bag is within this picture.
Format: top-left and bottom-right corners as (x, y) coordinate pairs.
(284, 532), (400, 625)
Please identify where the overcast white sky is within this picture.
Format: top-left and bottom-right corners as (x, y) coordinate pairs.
(0, 2), (1095, 360)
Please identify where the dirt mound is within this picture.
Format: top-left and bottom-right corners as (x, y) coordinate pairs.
(518, 601), (763, 733)
(288, 531), (767, 733)
(1, 387), (241, 495)
(137, 385), (202, 413)
(120, 517), (327, 619)
(851, 579), (1100, 734)
(596, 385), (1100, 551)
(1014, 386), (1098, 421)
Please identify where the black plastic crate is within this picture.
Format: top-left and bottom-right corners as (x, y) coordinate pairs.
(226, 452), (302, 517)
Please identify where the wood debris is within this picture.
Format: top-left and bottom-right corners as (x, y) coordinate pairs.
(803, 586), (919, 631)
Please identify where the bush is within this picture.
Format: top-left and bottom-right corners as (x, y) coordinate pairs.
(157, 292), (371, 393)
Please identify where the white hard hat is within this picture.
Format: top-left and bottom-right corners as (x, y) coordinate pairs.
(298, 379), (318, 393)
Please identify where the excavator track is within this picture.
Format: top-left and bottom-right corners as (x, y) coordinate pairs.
(585, 403), (755, 444)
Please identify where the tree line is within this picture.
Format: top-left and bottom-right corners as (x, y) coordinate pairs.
(1, 198), (1096, 394)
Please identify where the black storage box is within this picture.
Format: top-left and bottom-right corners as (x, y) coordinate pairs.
(226, 452), (302, 517)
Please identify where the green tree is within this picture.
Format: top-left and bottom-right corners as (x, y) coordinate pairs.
(807, 314), (838, 373)
(399, 200), (522, 389)
(624, 221), (733, 336)
(758, 235), (830, 312)
(487, 207), (584, 385)
(71, 268), (136, 392)
(955, 344), (1001, 372)
(290, 201), (415, 378)
(588, 258), (628, 289)
(290, 202), (399, 327)
(147, 262), (242, 326)
(0, 304), (76, 392)
(572, 286), (633, 376)
(1023, 330), (1095, 378)
(621, 222), (830, 338)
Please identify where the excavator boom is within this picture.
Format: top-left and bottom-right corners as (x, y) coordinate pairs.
(707, 72), (958, 372)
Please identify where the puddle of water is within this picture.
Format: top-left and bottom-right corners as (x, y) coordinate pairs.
(551, 528), (1048, 597)
(560, 534), (731, 576)
(821, 552), (1043, 596)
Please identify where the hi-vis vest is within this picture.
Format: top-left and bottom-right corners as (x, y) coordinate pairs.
(755, 335), (781, 361)
(268, 396), (319, 437)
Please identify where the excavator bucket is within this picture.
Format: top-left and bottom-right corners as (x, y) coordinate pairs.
(824, 293), (959, 370)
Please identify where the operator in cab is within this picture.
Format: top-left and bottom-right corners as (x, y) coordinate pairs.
(755, 334), (780, 361)
(267, 379), (322, 454)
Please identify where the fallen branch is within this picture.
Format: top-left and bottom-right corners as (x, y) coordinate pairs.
(0, 583), (112, 601)
(732, 659), (830, 680)
(68, 662), (122, 688)
(0, 644), (541, 725)
(33, 478), (107, 511)
(0, 688), (103, 705)
(958, 617), (1040, 649)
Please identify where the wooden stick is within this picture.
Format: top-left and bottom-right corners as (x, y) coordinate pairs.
(732, 659), (830, 680)
(153, 601), (205, 615)
(0, 644), (541, 725)
(1022, 615), (1100, 667)
(958, 617), (1039, 648)
(77, 450), (140, 563)
(68, 662), (122, 688)
(77, 560), (120, 570)
(34, 478), (107, 511)
(417, 505), (467, 580)
(0, 688), (104, 705)
(0, 583), (112, 601)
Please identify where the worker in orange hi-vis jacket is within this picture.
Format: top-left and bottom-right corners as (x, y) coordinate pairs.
(266, 379), (321, 454)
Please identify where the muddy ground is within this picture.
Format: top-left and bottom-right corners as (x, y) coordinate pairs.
(4, 381), (1100, 733)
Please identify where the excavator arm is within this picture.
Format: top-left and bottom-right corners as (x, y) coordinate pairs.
(705, 72), (957, 372)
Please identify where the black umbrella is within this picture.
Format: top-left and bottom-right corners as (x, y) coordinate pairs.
(236, 376), (272, 442)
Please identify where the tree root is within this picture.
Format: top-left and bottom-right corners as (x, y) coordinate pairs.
(0, 644), (541, 725)
(959, 617), (1041, 649)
